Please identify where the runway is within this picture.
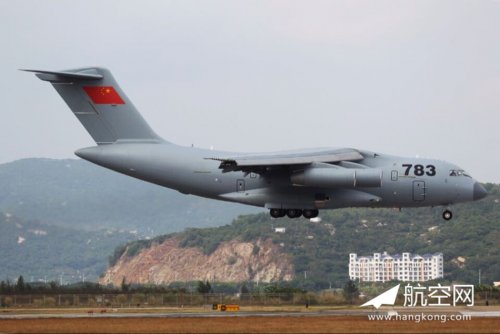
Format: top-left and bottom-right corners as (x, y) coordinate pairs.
(0, 309), (369, 319)
(1, 306), (499, 319)
(1, 307), (499, 334)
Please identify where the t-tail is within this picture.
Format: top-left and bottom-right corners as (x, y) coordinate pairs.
(22, 67), (163, 145)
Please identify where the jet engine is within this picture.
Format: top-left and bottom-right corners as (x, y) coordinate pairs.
(291, 165), (382, 188)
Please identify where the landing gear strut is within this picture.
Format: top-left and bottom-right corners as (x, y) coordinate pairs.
(442, 210), (453, 220)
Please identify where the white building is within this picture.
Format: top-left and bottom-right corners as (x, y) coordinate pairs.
(349, 252), (443, 282)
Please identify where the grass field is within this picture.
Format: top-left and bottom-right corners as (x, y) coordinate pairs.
(0, 315), (499, 333)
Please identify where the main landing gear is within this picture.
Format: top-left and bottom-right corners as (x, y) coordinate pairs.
(442, 209), (453, 221)
(269, 208), (319, 219)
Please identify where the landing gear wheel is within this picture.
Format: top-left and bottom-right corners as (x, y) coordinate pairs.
(442, 210), (453, 220)
(286, 209), (303, 218)
(270, 208), (286, 218)
(302, 209), (319, 219)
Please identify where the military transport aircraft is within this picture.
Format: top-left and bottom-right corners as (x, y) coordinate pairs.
(24, 67), (488, 220)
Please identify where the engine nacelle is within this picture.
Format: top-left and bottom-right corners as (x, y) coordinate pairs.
(291, 166), (382, 188)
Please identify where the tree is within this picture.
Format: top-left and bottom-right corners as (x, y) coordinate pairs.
(0, 281), (6, 294)
(240, 283), (250, 301)
(121, 277), (129, 292)
(343, 280), (359, 304)
(16, 276), (25, 292)
(206, 281), (212, 293)
(197, 280), (212, 294)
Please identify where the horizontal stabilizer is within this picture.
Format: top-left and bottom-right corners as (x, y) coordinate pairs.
(20, 69), (103, 81)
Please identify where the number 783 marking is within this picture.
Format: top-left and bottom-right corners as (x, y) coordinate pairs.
(402, 164), (436, 176)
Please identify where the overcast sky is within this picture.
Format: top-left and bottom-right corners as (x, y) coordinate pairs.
(1, 0), (499, 182)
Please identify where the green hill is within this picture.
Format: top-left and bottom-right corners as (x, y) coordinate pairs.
(115, 183), (500, 289)
(0, 158), (261, 234)
(0, 213), (136, 282)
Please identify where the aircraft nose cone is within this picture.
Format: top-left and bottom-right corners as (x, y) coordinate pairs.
(473, 182), (488, 201)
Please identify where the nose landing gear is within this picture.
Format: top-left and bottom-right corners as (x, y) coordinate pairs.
(442, 210), (453, 220)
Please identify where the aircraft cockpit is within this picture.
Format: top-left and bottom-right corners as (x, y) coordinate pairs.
(449, 169), (471, 177)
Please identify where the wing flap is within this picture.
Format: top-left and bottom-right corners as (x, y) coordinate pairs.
(206, 148), (364, 172)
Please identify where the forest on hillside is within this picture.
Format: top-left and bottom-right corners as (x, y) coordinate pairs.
(0, 214), (136, 282)
(114, 184), (500, 290)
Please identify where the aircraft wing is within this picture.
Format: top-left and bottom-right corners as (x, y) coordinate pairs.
(206, 148), (364, 173)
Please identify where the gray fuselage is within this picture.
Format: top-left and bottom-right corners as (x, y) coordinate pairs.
(75, 142), (485, 211)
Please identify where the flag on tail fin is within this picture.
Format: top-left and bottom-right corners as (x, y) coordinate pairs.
(83, 86), (125, 105)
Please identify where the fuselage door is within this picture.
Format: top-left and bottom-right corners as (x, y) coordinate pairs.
(237, 179), (245, 192)
(412, 181), (425, 201)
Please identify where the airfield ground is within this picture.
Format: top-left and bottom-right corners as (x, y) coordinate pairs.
(0, 306), (499, 333)
(1, 316), (500, 333)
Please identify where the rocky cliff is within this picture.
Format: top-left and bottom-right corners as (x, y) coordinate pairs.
(100, 238), (294, 285)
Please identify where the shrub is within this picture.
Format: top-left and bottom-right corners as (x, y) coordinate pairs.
(227, 256), (237, 265)
(131, 293), (145, 305)
(115, 294), (128, 305)
(3, 297), (13, 307)
(44, 297), (56, 307)
(317, 291), (346, 305)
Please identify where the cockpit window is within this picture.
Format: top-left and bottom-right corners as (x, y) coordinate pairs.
(449, 169), (471, 177)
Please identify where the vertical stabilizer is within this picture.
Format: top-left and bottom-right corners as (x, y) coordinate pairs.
(23, 67), (163, 145)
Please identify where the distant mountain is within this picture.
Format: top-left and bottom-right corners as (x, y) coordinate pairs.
(105, 184), (500, 289)
(0, 158), (261, 234)
(0, 213), (137, 282)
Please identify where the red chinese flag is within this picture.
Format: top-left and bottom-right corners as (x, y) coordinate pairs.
(83, 86), (125, 105)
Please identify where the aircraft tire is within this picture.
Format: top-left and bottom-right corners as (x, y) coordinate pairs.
(302, 209), (319, 219)
(286, 209), (302, 218)
(442, 210), (453, 220)
(270, 208), (286, 218)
